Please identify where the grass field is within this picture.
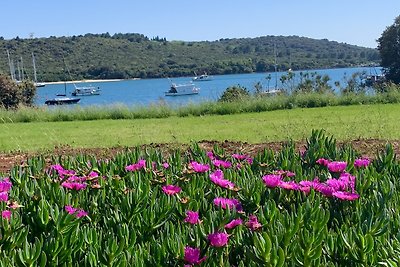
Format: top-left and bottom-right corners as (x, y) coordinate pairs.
(1, 103), (399, 152)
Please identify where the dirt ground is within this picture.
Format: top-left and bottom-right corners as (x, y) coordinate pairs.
(1, 139), (399, 174)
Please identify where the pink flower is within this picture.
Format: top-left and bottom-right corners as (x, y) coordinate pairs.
(65, 205), (88, 218)
(315, 184), (335, 197)
(208, 232), (229, 247)
(245, 215), (262, 231)
(225, 218), (243, 229)
(2, 210), (11, 220)
(262, 174), (281, 188)
(162, 185), (181, 195)
(354, 158), (370, 168)
(189, 161), (210, 173)
(232, 153), (248, 160)
(278, 181), (299, 191)
(332, 191), (360, 201)
(184, 210), (200, 224)
(65, 205), (77, 214)
(51, 164), (76, 177)
(76, 210), (89, 218)
(0, 178), (12, 192)
(0, 192), (9, 202)
(316, 158), (330, 166)
(125, 159), (146, 171)
(212, 159), (232, 169)
(213, 197), (243, 211)
(207, 151), (215, 160)
(88, 171), (99, 178)
(61, 181), (87, 191)
(184, 246), (206, 265)
(162, 162), (169, 169)
(327, 161), (347, 173)
(209, 170), (235, 189)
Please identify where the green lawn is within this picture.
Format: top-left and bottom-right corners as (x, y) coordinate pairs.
(1, 103), (399, 152)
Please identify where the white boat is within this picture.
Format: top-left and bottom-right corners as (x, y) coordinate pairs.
(45, 97), (80, 105)
(71, 84), (101, 96)
(165, 83), (200, 96)
(192, 72), (212, 81)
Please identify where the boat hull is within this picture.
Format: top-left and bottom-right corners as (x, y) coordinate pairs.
(165, 91), (199, 96)
(45, 97), (80, 105)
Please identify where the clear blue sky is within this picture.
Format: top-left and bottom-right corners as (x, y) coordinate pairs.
(1, 0), (399, 48)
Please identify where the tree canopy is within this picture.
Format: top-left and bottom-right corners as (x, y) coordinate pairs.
(378, 15), (400, 83)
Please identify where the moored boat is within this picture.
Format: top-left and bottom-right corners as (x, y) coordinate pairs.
(165, 83), (200, 96)
(45, 97), (80, 105)
(71, 85), (101, 96)
(192, 72), (212, 81)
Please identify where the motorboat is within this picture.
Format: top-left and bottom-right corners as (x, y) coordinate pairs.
(192, 72), (212, 81)
(71, 84), (101, 96)
(45, 97), (80, 105)
(165, 83), (200, 96)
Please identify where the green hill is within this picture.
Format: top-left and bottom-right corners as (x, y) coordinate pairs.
(0, 33), (379, 82)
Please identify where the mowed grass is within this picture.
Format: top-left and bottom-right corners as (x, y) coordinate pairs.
(1, 103), (399, 152)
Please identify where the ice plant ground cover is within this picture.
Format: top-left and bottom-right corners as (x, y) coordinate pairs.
(0, 130), (400, 266)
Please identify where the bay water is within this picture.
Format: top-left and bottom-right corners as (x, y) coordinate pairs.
(36, 66), (381, 107)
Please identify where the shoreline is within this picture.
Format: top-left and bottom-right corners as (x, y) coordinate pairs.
(43, 78), (140, 85)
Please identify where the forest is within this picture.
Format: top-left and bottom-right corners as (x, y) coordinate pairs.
(0, 33), (380, 82)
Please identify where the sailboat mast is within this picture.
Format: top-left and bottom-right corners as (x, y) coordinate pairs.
(32, 52), (38, 83)
(6, 50), (15, 80)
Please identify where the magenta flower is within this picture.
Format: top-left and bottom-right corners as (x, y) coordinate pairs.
(65, 205), (88, 218)
(332, 191), (360, 201)
(125, 159), (146, 171)
(354, 158), (370, 168)
(327, 161), (347, 173)
(316, 158), (330, 166)
(61, 181), (87, 191)
(162, 162), (170, 169)
(184, 246), (206, 265)
(212, 159), (232, 169)
(232, 153), (248, 160)
(51, 164), (76, 177)
(0, 192), (9, 202)
(299, 178), (320, 189)
(184, 210), (200, 224)
(209, 170), (235, 189)
(278, 181), (300, 191)
(245, 215), (262, 231)
(189, 161), (210, 173)
(2, 210), (11, 220)
(162, 185), (182, 195)
(65, 205), (77, 214)
(213, 197), (243, 211)
(207, 151), (215, 160)
(315, 184), (335, 197)
(208, 232), (229, 247)
(0, 178), (12, 192)
(262, 174), (281, 188)
(225, 218), (243, 229)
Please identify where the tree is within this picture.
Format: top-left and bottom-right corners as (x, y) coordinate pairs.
(377, 15), (400, 83)
(0, 75), (36, 109)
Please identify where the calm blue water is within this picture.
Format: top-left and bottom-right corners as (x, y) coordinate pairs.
(35, 67), (381, 107)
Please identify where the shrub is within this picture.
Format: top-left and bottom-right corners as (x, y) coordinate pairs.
(0, 75), (37, 109)
(218, 85), (250, 102)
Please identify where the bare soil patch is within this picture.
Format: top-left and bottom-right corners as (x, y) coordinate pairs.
(1, 139), (399, 174)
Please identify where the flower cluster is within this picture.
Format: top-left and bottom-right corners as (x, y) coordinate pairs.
(262, 163), (360, 201)
(125, 159), (146, 172)
(65, 205), (89, 218)
(1, 177), (12, 220)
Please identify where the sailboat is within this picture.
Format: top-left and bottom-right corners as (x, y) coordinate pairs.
(32, 53), (45, 87)
(262, 44), (282, 96)
(45, 60), (80, 105)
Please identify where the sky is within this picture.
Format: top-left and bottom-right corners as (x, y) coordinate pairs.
(1, 0), (399, 48)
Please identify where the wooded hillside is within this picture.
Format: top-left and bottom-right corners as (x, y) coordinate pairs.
(0, 33), (379, 82)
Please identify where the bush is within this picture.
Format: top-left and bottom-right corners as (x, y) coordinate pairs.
(0, 75), (36, 109)
(218, 85), (250, 102)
